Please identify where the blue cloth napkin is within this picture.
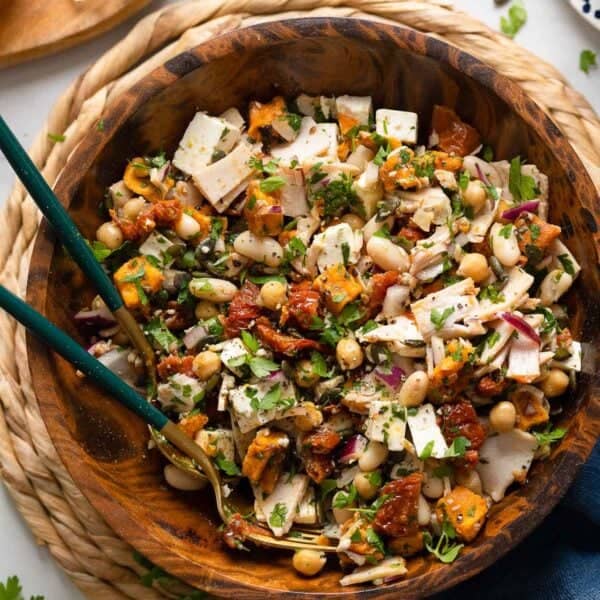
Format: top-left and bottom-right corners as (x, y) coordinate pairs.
(436, 440), (600, 600)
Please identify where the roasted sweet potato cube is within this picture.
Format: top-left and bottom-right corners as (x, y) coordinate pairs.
(243, 179), (283, 237)
(177, 413), (208, 439)
(314, 264), (363, 315)
(435, 486), (488, 542)
(242, 430), (289, 484)
(387, 532), (424, 557)
(114, 256), (164, 310)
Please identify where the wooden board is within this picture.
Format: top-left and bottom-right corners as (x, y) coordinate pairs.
(0, 0), (151, 69)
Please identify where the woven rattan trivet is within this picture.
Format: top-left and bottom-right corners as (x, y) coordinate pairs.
(1, 2), (599, 598)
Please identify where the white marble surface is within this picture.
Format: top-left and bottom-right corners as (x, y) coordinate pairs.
(0, 1), (597, 597)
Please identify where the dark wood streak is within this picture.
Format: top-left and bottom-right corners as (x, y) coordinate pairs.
(26, 17), (600, 598)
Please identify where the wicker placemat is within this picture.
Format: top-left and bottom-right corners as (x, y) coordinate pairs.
(0, 1), (599, 598)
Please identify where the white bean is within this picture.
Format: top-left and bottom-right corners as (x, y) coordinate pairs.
(358, 441), (389, 472)
(417, 494), (431, 526)
(164, 465), (207, 491)
(366, 236), (409, 272)
(363, 215), (394, 242)
(175, 213), (201, 241)
(122, 197), (147, 220)
(353, 472), (379, 500)
(96, 222), (123, 250)
(189, 278), (238, 302)
(233, 230), (283, 267)
(398, 371), (429, 407)
(422, 475), (444, 499)
(490, 223), (520, 267)
(539, 269), (573, 306)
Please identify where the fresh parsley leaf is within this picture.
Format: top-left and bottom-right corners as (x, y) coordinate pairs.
(366, 527), (385, 555)
(430, 307), (455, 331)
(419, 440), (435, 460)
(373, 144), (391, 166)
(365, 470), (383, 488)
(508, 156), (537, 202)
(423, 522), (464, 564)
(360, 320), (379, 334)
(530, 223), (541, 241)
(241, 330), (259, 353)
(144, 318), (178, 353)
(372, 224), (391, 239)
(87, 239), (113, 262)
(332, 484), (358, 509)
(499, 223), (513, 239)
(500, 1), (527, 39)
(319, 479), (338, 500)
(458, 171), (470, 191)
(269, 502), (288, 528)
(444, 436), (472, 458)
(319, 174), (360, 218)
(47, 132), (66, 143)
(283, 237), (307, 265)
(0, 575), (45, 600)
(310, 351), (331, 378)
(259, 176), (286, 193)
(247, 274), (287, 285)
(285, 112), (303, 132)
(580, 49), (597, 75)
(557, 254), (575, 276)
(482, 145), (494, 162)
(96, 119), (105, 132)
(258, 383), (282, 411)
(480, 282), (504, 304)
(148, 151), (168, 169)
(215, 452), (241, 476)
(248, 356), (280, 378)
(341, 241), (351, 266)
(533, 426), (567, 446)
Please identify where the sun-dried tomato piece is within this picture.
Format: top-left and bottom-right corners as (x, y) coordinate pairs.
(156, 355), (195, 380)
(398, 226), (425, 243)
(254, 317), (325, 356)
(556, 327), (573, 349)
(431, 105), (481, 156)
(476, 373), (508, 397)
(304, 451), (334, 484)
(303, 426), (341, 455)
(287, 281), (321, 329)
(373, 473), (423, 537)
(440, 400), (487, 467)
(111, 199), (182, 241)
(224, 281), (261, 338)
(222, 513), (266, 550)
(367, 270), (399, 312)
(164, 300), (195, 331)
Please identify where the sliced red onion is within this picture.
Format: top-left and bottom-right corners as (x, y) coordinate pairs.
(501, 200), (540, 221)
(97, 348), (138, 386)
(475, 163), (491, 187)
(268, 205), (283, 214)
(74, 307), (116, 329)
(374, 365), (405, 389)
(499, 312), (541, 344)
(339, 434), (367, 464)
(267, 370), (285, 382)
(154, 160), (170, 183)
(183, 325), (208, 350)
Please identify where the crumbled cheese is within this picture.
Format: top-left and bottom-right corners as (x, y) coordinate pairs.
(365, 401), (407, 451)
(157, 373), (205, 413)
(406, 403), (448, 459)
(335, 95), (372, 126)
(271, 117), (338, 164)
(310, 223), (363, 272)
(195, 428), (235, 462)
(376, 109), (418, 145)
(138, 231), (175, 266)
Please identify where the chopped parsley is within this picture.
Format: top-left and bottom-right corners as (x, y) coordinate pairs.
(285, 112), (303, 132)
(259, 176), (286, 193)
(557, 254), (575, 276)
(310, 351), (331, 378)
(332, 484), (358, 509)
(430, 306), (455, 331)
(241, 330), (260, 353)
(269, 503), (288, 528)
(47, 132), (66, 143)
(248, 356), (280, 378)
(423, 520), (464, 564)
(215, 453), (241, 476)
(508, 156), (537, 202)
(498, 223), (513, 239)
(419, 440), (435, 460)
(320, 174), (361, 218)
(444, 436), (472, 458)
(500, 1), (527, 39)
(88, 239), (113, 262)
(458, 171), (470, 191)
(533, 425), (567, 447)
(144, 318), (178, 353)
(580, 49), (597, 75)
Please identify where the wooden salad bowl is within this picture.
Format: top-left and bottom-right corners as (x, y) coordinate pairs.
(26, 17), (600, 598)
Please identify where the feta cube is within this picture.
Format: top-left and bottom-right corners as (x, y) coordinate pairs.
(407, 404), (448, 459)
(311, 223), (363, 272)
(365, 401), (407, 451)
(192, 141), (254, 212)
(219, 107), (245, 131)
(173, 112), (241, 176)
(220, 338), (250, 377)
(335, 95), (372, 126)
(157, 374), (205, 413)
(294, 486), (318, 525)
(138, 231), (175, 266)
(195, 428), (235, 462)
(353, 161), (383, 219)
(271, 117), (338, 164)
(376, 109), (418, 145)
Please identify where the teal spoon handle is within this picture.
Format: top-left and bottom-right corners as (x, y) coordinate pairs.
(0, 285), (166, 430)
(0, 116), (124, 312)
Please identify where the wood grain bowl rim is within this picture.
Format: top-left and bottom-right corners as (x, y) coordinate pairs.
(26, 17), (600, 599)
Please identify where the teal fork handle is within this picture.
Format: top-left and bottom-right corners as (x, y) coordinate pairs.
(0, 116), (124, 312)
(0, 285), (167, 430)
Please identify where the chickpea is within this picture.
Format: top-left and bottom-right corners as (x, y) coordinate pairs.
(195, 300), (219, 320)
(341, 213), (366, 231)
(122, 197), (146, 221)
(457, 253), (489, 283)
(422, 476), (444, 499)
(292, 549), (326, 577)
(358, 441), (389, 472)
(294, 359), (320, 388)
(192, 350), (221, 381)
(175, 213), (201, 241)
(260, 280), (288, 311)
(417, 494), (432, 526)
(541, 369), (570, 398)
(336, 338), (363, 370)
(96, 221), (123, 250)
(332, 491), (354, 525)
(489, 400), (517, 433)
(354, 471), (380, 500)
(462, 180), (487, 213)
(455, 469), (483, 496)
